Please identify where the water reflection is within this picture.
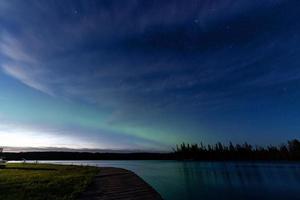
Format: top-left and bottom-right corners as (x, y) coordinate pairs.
(11, 160), (300, 200)
(172, 162), (300, 200)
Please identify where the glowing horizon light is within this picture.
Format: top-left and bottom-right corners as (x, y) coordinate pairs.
(0, 124), (97, 148)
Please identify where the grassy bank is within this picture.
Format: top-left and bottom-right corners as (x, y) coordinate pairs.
(0, 163), (100, 200)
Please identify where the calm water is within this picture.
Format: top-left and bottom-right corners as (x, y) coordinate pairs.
(12, 160), (300, 200)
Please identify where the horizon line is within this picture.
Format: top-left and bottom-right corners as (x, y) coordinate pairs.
(0, 146), (170, 153)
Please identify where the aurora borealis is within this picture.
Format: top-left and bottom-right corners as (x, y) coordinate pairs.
(0, 0), (300, 151)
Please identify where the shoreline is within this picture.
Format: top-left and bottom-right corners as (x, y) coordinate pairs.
(78, 167), (163, 200)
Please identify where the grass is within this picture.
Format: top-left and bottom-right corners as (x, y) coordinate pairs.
(0, 163), (100, 200)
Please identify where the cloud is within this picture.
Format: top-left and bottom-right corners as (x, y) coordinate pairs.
(1, 64), (54, 95)
(0, 34), (36, 63)
(0, 0), (299, 124)
(0, 0), (299, 149)
(0, 32), (54, 95)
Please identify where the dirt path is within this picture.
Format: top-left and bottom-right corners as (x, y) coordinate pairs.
(78, 167), (163, 200)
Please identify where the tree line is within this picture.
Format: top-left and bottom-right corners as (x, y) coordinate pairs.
(173, 139), (300, 160)
(1, 139), (299, 161)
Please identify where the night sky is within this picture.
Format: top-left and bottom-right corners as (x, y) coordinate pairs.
(0, 0), (300, 151)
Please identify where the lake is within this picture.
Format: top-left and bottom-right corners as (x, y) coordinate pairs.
(12, 160), (300, 200)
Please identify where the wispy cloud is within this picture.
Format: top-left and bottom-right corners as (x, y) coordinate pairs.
(1, 64), (53, 95)
(0, 1), (297, 114)
(0, 31), (54, 95)
(0, 0), (299, 148)
(0, 34), (36, 63)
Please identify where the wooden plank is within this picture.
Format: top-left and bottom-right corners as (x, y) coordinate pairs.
(78, 167), (163, 200)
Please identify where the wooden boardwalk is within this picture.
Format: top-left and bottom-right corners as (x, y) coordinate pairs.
(78, 167), (163, 200)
